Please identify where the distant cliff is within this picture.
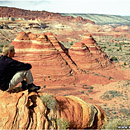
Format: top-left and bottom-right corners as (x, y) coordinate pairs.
(0, 6), (95, 24)
(62, 13), (130, 25)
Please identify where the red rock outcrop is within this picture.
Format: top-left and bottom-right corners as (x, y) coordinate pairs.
(0, 90), (107, 129)
(11, 32), (113, 86)
(69, 34), (112, 70)
(11, 32), (78, 79)
(0, 7), (95, 24)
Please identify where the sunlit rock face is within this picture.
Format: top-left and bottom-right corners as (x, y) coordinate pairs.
(11, 32), (112, 87)
(11, 32), (78, 78)
(0, 90), (107, 129)
(69, 34), (112, 70)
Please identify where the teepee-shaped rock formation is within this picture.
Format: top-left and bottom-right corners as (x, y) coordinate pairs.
(69, 34), (112, 70)
(11, 32), (78, 79)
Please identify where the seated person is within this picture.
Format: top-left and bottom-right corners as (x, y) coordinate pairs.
(0, 45), (40, 92)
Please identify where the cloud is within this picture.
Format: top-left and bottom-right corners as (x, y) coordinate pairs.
(0, 0), (130, 15)
(0, 0), (51, 11)
(0, 0), (48, 1)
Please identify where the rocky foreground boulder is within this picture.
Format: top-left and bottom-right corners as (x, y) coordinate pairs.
(0, 90), (107, 129)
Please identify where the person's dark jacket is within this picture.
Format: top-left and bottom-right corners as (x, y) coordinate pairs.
(0, 55), (32, 91)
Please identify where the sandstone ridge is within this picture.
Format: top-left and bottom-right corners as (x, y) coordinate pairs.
(0, 6), (95, 24)
(0, 90), (107, 129)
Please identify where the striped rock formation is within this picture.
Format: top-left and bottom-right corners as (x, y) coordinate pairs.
(11, 32), (78, 79)
(69, 34), (112, 70)
(0, 90), (107, 129)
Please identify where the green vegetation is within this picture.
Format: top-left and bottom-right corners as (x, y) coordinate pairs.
(73, 83), (76, 87)
(104, 119), (130, 129)
(88, 86), (94, 89)
(123, 80), (130, 86)
(92, 72), (99, 76)
(120, 109), (130, 116)
(107, 49), (112, 51)
(101, 46), (106, 51)
(56, 118), (69, 130)
(82, 84), (87, 88)
(100, 90), (123, 101)
(40, 94), (57, 110)
(125, 53), (130, 55)
(62, 13), (130, 25)
(43, 85), (46, 88)
(101, 75), (106, 78)
(124, 62), (127, 66)
(87, 89), (93, 93)
(80, 91), (84, 94)
(108, 76), (113, 80)
(110, 56), (118, 62)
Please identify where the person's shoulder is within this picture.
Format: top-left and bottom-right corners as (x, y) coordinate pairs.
(0, 55), (4, 59)
(2, 55), (14, 62)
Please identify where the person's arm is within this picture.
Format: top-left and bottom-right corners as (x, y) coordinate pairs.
(10, 59), (32, 71)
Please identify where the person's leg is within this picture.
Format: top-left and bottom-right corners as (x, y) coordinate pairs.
(7, 70), (33, 91)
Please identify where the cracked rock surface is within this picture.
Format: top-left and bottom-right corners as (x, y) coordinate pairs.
(0, 89), (107, 129)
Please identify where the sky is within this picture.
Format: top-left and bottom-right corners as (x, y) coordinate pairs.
(0, 0), (130, 16)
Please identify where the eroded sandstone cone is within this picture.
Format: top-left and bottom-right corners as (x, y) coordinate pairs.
(69, 34), (112, 70)
(11, 32), (79, 78)
(0, 90), (107, 129)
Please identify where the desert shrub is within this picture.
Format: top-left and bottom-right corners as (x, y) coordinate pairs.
(56, 118), (69, 130)
(124, 62), (127, 66)
(43, 85), (46, 88)
(107, 49), (112, 51)
(87, 89), (93, 93)
(80, 91), (84, 94)
(93, 72), (99, 76)
(82, 84), (87, 87)
(104, 119), (130, 129)
(101, 46), (106, 51)
(88, 86), (94, 89)
(123, 80), (130, 86)
(40, 94), (57, 110)
(0, 44), (4, 47)
(110, 56), (118, 62)
(101, 75), (106, 78)
(125, 53), (130, 55)
(108, 76), (113, 80)
(100, 90), (123, 101)
(120, 109), (130, 116)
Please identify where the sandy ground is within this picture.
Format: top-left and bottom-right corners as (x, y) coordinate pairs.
(31, 64), (130, 121)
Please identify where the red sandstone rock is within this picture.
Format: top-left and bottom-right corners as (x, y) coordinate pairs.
(69, 34), (112, 70)
(0, 7), (95, 24)
(11, 32), (113, 87)
(11, 32), (78, 79)
(0, 90), (107, 129)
